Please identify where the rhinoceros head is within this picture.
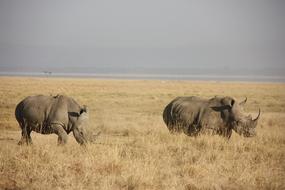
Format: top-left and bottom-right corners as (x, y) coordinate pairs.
(222, 97), (260, 137)
(72, 105), (89, 144)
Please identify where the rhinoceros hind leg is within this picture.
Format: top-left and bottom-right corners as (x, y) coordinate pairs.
(18, 123), (32, 145)
(183, 124), (200, 136)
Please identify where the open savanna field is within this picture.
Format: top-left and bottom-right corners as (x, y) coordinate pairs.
(0, 76), (285, 190)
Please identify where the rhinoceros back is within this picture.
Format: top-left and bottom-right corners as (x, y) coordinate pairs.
(15, 95), (80, 134)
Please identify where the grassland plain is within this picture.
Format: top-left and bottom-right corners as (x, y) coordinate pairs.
(0, 76), (284, 190)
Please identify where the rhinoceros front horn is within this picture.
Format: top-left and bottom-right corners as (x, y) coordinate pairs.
(254, 108), (260, 121)
(251, 108), (260, 128)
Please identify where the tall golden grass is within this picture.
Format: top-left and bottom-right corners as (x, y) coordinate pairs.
(0, 77), (284, 189)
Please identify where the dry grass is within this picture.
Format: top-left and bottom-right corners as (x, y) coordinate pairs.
(0, 76), (284, 190)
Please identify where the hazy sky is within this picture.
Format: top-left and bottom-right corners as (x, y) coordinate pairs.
(0, 0), (284, 76)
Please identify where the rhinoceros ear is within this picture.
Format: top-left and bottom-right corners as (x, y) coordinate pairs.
(80, 105), (88, 115)
(78, 110), (89, 123)
(211, 97), (235, 111)
(222, 97), (235, 108)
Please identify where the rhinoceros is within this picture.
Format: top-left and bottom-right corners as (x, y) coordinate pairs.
(15, 95), (89, 145)
(163, 96), (260, 138)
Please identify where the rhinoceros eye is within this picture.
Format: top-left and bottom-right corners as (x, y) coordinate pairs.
(231, 99), (235, 107)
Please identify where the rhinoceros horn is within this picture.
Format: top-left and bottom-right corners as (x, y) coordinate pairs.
(251, 108), (260, 128)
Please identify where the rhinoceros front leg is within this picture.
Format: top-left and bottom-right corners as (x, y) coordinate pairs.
(51, 124), (68, 145)
(217, 128), (233, 139)
(225, 129), (233, 139)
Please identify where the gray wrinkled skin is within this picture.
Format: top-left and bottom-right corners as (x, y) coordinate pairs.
(163, 96), (260, 138)
(15, 95), (89, 145)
